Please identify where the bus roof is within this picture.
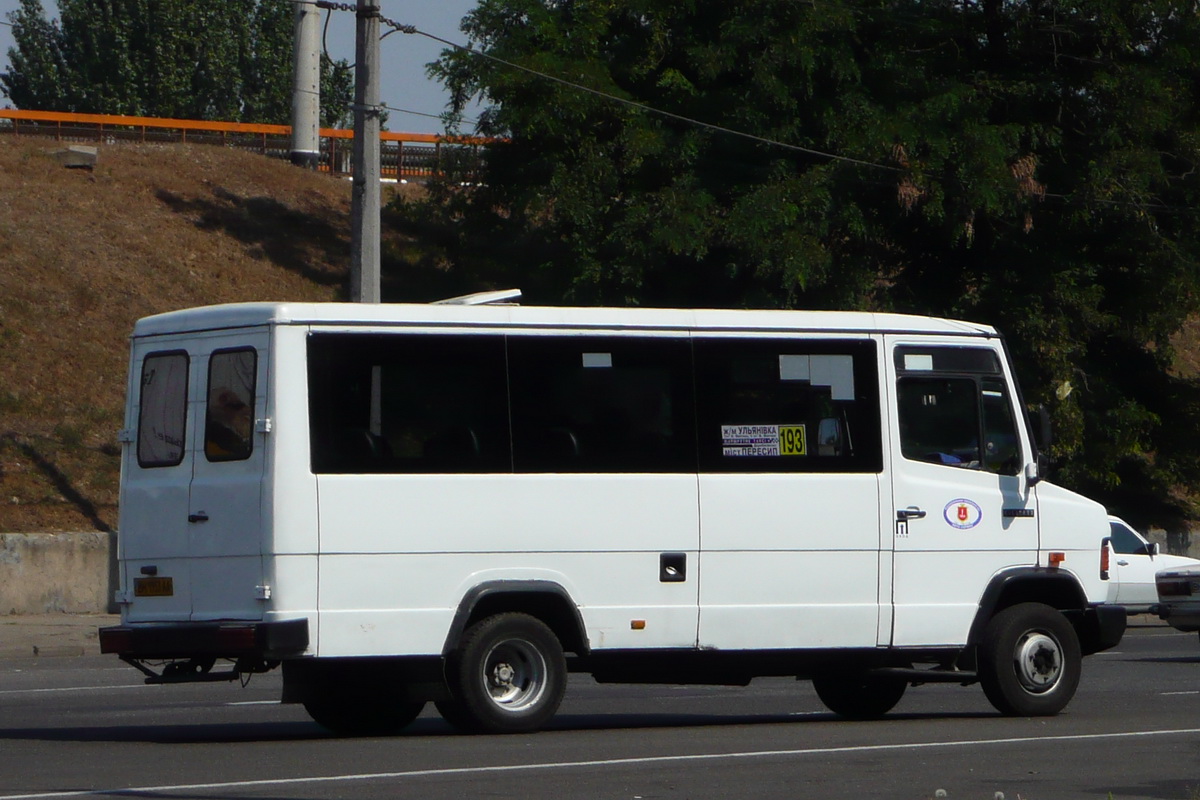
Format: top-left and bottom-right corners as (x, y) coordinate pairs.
(130, 301), (998, 339)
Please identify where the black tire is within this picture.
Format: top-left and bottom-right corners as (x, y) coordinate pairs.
(433, 698), (474, 731)
(443, 613), (566, 734)
(977, 602), (1081, 716)
(812, 671), (908, 719)
(303, 683), (425, 736)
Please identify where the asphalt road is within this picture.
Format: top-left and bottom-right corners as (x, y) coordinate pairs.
(2, 626), (1199, 800)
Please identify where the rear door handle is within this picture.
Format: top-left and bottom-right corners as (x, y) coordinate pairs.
(897, 508), (927, 521)
(188, 512), (209, 523)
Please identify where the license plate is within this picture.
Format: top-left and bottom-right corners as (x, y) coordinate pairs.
(134, 576), (174, 597)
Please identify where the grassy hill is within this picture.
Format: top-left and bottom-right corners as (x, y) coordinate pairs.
(0, 138), (419, 532)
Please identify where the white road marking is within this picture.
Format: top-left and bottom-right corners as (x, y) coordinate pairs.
(1162, 690), (1200, 696)
(0, 685), (147, 696)
(226, 700), (279, 706)
(3, 727), (1200, 799)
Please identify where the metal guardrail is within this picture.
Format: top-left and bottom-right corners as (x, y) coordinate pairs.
(0, 109), (486, 180)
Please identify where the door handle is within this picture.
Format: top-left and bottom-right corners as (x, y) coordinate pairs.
(188, 512), (209, 523)
(897, 507), (927, 521)
(1117, 559), (1129, 566)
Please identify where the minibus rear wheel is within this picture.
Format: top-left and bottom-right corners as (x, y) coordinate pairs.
(812, 671), (908, 719)
(443, 612), (567, 734)
(977, 602), (1081, 716)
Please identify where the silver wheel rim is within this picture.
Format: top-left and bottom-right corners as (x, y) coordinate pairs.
(1014, 630), (1063, 693)
(481, 638), (547, 712)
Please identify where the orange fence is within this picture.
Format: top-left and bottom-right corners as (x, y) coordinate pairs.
(0, 109), (488, 180)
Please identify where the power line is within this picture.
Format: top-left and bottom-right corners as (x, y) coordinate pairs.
(381, 102), (480, 128)
(405, 27), (900, 173)
(313, 2), (897, 172)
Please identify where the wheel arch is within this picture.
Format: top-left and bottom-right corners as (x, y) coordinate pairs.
(443, 580), (589, 658)
(963, 567), (1090, 666)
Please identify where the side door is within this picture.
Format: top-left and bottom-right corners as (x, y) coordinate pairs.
(885, 338), (1038, 646)
(696, 337), (887, 650)
(188, 334), (270, 621)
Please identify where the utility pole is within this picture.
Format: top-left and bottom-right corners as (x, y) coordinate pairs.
(349, 0), (382, 303)
(289, 0), (321, 169)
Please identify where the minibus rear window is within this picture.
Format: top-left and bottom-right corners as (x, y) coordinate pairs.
(136, 351), (189, 468)
(205, 348), (257, 462)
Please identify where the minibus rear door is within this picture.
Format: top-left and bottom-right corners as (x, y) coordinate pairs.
(187, 334), (270, 621)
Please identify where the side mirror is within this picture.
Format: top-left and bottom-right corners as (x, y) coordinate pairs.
(1148, 542), (1160, 558)
(1037, 405), (1053, 449)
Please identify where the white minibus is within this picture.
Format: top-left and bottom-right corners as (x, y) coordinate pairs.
(100, 298), (1125, 733)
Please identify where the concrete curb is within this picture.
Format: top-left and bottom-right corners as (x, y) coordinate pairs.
(0, 613), (119, 659)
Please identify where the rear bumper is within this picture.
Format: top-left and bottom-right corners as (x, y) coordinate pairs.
(99, 618), (309, 660)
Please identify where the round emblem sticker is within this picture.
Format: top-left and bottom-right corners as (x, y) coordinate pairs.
(944, 498), (983, 530)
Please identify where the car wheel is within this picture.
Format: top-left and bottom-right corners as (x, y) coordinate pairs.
(978, 602), (1081, 716)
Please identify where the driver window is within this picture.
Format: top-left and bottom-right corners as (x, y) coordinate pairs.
(1108, 522), (1148, 555)
(897, 365), (1022, 476)
(898, 377), (980, 468)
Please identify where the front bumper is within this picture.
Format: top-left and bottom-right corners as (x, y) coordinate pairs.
(99, 618), (309, 660)
(1073, 603), (1127, 655)
(1156, 602), (1200, 632)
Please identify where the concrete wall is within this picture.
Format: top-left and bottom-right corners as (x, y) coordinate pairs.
(0, 532), (117, 614)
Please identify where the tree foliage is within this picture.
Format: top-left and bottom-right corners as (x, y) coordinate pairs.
(397, 0), (1200, 529)
(1, 0), (353, 126)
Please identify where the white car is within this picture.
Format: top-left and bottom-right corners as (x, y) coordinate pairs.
(1107, 516), (1200, 612)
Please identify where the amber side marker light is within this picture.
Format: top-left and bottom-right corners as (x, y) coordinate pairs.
(1048, 551), (1066, 567)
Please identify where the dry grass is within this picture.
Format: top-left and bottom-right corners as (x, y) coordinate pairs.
(0, 137), (421, 532)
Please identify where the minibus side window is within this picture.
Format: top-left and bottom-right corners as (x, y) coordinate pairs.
(508, 336), (695, 473)
(307, 333), (510, 474)
(694, 339), (882, 473)
(136, 351), (189, 468)
(205, 348), (257, 462)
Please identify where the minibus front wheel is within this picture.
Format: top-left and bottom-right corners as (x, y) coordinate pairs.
(441, 612), (567, 734)
(977, 602), (1081, 716)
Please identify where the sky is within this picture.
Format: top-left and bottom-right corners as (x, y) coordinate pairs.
(0, 0), (481, 135)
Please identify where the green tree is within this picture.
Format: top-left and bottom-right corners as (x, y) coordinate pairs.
(0, 0), (69, 110)
(1, 0), (353, 125)
(320, 53), (354, 128)
(399, 0), (1200, 530)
